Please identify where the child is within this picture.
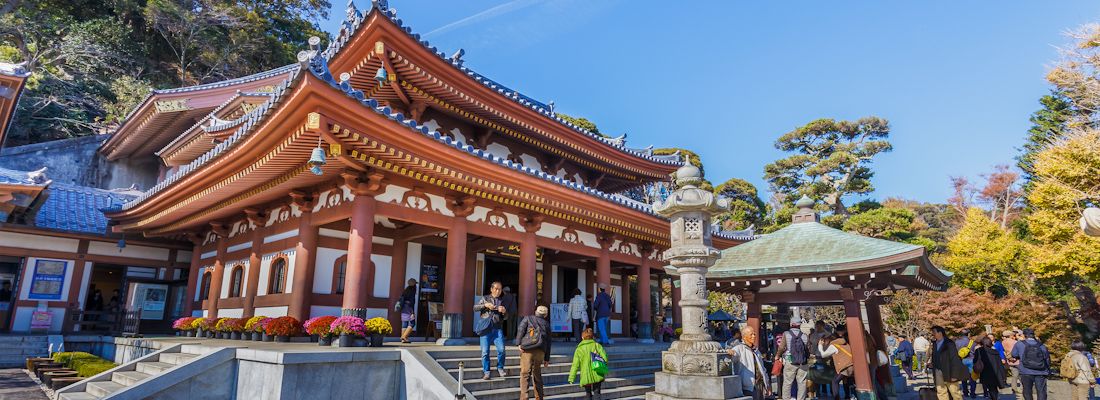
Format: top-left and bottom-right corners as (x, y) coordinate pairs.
(569, 328), (609, 399)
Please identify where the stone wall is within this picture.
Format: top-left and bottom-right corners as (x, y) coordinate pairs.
(0, 134), (160, 190)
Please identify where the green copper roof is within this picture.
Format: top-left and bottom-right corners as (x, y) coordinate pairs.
(705, 221), (925, 279)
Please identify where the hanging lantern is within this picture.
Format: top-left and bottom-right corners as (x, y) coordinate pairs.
(309, 147), (326, 175)
(374, 66), (388, 87)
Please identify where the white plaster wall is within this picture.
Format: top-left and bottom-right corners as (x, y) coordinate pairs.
(254, 306), (288, 317)
(11, 306), (67, 332)
(536, 223), (565, 240)
(226, 242), (252, 253)
(257, 250), (295, 296)
(363, 308), (388, 320)
(263, 230), (298, 244)
(77, 261), (92, 309)
(177, 251), (193, 263)
(550, 265), (558, 304)
(405, 242), (422, 318)
(611, 319), (623, 335)
(612, 285), (622, 313)
(575, 230), (601, 249)
(578, 272), (587, 297)
(18, 258), (74, 301)
(0, 231), (79, 253)
(373, 254), (392, 299)
(201, 251), (216, 260)
(310, 305), (342, 318)
(218, 308), (244, 318)
(88, 242), (171, 260)
(313, 247), (346, 294)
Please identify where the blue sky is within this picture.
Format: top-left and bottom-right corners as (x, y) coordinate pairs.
(322, 1), (1100, 204)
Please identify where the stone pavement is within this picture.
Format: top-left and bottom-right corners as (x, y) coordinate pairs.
(0, 369), (48, 400)
(895, 374), (1088, 399)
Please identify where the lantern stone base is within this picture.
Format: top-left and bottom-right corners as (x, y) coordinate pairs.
(660, 350), (733, 376)
(645, 372), (744, 400)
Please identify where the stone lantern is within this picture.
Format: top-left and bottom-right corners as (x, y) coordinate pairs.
(647, 164), (741, 400)
(1081, 207), (1100, 236)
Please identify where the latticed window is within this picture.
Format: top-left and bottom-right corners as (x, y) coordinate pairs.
(200, 272), (211, 300)
(685, 218), (702, 233)
(270, 258), (287, 294)
(335, 260), (346, 294)
(229, 266), (244, 297)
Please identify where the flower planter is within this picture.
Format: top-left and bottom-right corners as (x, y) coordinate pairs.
(231, 332), (242, 340)
(369, 333), (384, 347)
(338, 334), (354, 347)
(252, 332), (262, 341)
(275, 335), (290, 343)
(175, 331), (182, 336)
(310, 334), (319, 343)
(319, 335), (333, 346)
(187, 330), (196, 337)
(262, 333), (273, 342)
(196, 328), (205, 337)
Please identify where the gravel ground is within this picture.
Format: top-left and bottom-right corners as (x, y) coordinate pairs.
(896, 373), (1091, 399)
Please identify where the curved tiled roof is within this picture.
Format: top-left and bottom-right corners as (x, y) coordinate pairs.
(706, 222), (923, 278)
(0, 167), (133, 235)
(323, 2), (683, 167)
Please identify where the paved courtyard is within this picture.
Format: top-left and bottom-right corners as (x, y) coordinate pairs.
(0, 369), (48, 400)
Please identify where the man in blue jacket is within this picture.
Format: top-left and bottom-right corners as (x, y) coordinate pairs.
(592, 284), (615, 345)
(893, 334), (915, 380)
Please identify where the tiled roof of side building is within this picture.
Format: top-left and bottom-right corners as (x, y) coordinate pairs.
(0, 62), (31, 78)
(324, 2), (683, 166)
(0, 167), (135, 235)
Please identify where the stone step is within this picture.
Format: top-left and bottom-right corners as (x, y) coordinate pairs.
(448, 356), (661, 378)
(136, 361), (175, 375)
(85, 381), (126, 398)
(542, 384), (654, 400)
(0, 335), (48, 343)
(463, 365), (659, 392)
(159, 352), (199, 365)
(112, 370), (151, 386)
(58, 392), (99, 400)
(427, 346), (665, 360)
(471, 374), (654, 400)
(436, 351), (659, 369)
(0, 347), (50, 356)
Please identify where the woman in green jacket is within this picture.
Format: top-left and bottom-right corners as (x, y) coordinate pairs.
(569, 328), (609, 399)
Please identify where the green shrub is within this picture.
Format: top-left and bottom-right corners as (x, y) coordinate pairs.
(51, 351), (117, 377)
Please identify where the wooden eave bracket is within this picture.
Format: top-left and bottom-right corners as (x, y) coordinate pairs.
(446, 194), (477, 217)
(341, 169), (387, 196)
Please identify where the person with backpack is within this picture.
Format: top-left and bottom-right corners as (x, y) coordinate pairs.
(972, 336), (1005, 399)
(474, 281), (509, 380)
(954, 329), (977, 398)
(568, 288), (588, 342)
(396, 279), (418, 343)
(1009, 328), (1051, 400)
(592, 285), (615, 345)
(776, 321), (811, 400)
(1062, 341), (1095, 400)
(893, 334), (916, 380)
(569, 328), (609, 400)
(930, 326), (968, 400)
(818, 326), (856, 400)
(515, 305), (551, 400)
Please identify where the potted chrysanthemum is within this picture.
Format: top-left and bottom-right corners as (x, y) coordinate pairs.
(264, 316), (301, 342)
(364, 317), (392, 347)
(173, 317), (197, 336)
(244, 316), (268, 341)
(304, 316), (338, 346)
(192, 317), (211, 337)
(329, 316), (366, 347)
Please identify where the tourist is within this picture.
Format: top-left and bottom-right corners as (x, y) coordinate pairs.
(474, 281), (508, 380)
(0, 281), (11, 302)
(568, 328), (608, 400)
(397, 278), (417, 343)
(807, 320), (832, 399)
(954, 328), (977, 398)
(630, 308), (639, 338)
(1065, 341), (1095, 400)
(87, 290), (104, 321)
(885, 332), (897, 359)
(516, 305), (551, 400)
(502, 286), (518, 338)
(913, 333), (931, 375)
(776, 321), (811, 400)
(592, 285), (614, 345)
(893, 334), (915, 380)
(1001, 329), (1020, 394)
(973, 336), (1005, 399)
(1010, 328), (1051, 400)
(585, 294), (594, 330)
(568, 288), (588, 342)
(818, 326), (854, 400)
(930, 325), (968, 400)
(728, 325), (771, 400)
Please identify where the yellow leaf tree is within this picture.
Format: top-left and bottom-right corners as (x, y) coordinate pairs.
(938, 208), (1031, 295)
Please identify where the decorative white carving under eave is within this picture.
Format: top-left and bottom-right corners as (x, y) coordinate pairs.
(555, 169), (568, 179)
(537, 222), (566, 240)
(519, 153), (542, 171)
(229, 220), (251, 238)
(204, 231), (217, 246)
(612, 239), (641, 257)
(450, 128), (466, 146)
(266, 206), (291, 227)
(486, 142), (511, 160)
(572, 172), (586, 186)
(290, 203), (303, 218)
(313, 187), (349, 213)
(574, 230), (601, 249)
(261, 249), (296, 261)
(375, 216), (397, 228)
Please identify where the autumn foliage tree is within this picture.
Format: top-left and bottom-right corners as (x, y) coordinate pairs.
(937, 208), (1032, 295)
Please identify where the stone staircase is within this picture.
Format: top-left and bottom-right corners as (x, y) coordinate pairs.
(431, 343), (665, 400)
(58, 345), (207, 400)
(0, 335), (49, 367)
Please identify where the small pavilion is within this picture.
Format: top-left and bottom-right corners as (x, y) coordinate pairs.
(684, 196), (951, 399)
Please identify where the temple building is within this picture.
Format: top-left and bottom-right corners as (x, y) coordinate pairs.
(0, 3), (753, 338)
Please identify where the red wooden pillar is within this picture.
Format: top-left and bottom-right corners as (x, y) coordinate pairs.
(341, 192), (375, 312)
(636, 249), (653, 342)
(289, 192), (319, 320)
(596, 233), (612, 290)
(387, 237), (408, 334)
(440, 196), (475, 344)
(183, 234), (203, 316)
(242, 209), (266, 316)
(206, 224), (229, 318)
(843, 294), (874, 397)
(518, 215), (542, 317)
(866, 298), (892, 387)
(745, 294), (762, 340)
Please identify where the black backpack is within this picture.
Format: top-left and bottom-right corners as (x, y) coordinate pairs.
(789, 330), (809, 365)
(519, 316), (545, 350)
(1021, 341), (1049, 371)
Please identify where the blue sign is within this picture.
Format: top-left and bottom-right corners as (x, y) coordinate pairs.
(27, 259), (67, 300)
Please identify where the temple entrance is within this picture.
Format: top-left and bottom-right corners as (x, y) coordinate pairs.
(417, 246), (446, 338)
(482, 256), (519, 297)
(559, 267), (578, 303)
(0, 256), (20, 331)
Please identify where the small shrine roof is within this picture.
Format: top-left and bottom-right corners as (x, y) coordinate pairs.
(0, 167), (135, 235)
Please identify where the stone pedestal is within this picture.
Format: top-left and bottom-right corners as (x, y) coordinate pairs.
(436, 313), (465, 346)
(647, 372), (743, 400)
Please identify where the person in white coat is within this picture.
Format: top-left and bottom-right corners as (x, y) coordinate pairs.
(728, 325), (772, 400)
(567, 288), (588, 342)
(1068, 341), (1096, 400)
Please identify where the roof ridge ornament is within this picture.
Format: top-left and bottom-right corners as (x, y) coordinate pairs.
(792, 195), (818, 224)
